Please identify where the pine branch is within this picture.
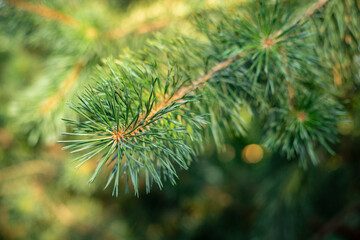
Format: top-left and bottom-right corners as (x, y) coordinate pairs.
(158, 0), (334, 112)
(271, 0), (329, 110)
(5, 0), (169, 41)
(121, 53), (243, 139)
(105, 0), (243, 40)
(60, 0), (342, 195)
(5, 0), (81, 28)
(39, 60), (85, 115)
(311, 0), (360, 90)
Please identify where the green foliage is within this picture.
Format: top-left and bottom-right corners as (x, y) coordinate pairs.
(195, 1), (314, 91)
(312, 0), (360, 88)
(1, 0), (360, 239)
(2, 0), (225, 145)
(60, 60), (206, 195)
(263, 92), (345, 166)
(57, 0), (355, 194)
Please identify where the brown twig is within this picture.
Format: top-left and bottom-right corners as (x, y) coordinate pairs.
(305, 0), (331, 19)
(39, 60), (85, 115)
(5, 0), (80, 28)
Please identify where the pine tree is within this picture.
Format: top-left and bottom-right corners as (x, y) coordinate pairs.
(1, 0), (360, 239)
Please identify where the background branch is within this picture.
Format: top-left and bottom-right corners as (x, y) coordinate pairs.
(5, 0), (81, 28)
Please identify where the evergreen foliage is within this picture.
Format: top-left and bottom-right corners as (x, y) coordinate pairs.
(1, 0), (360, 239)
(59, 0), (354, 194)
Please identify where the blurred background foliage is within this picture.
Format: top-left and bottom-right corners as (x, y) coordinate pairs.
(0, 0), (360, 239)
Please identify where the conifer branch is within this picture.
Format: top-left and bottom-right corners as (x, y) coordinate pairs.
(117, 53), (243, 139)
(60, 0), (341, 195)
(105, 0), (242, 40)
(39, 60), (85, 115)
(151, 0), (333, 122)
(269, 0), (332, 107)
(5, 0), (81, 28)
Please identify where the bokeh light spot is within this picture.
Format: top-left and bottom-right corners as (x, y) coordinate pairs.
(242, 144), (263, 164)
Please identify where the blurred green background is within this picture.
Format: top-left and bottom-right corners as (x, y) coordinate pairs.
(1, 0), (360, 239)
